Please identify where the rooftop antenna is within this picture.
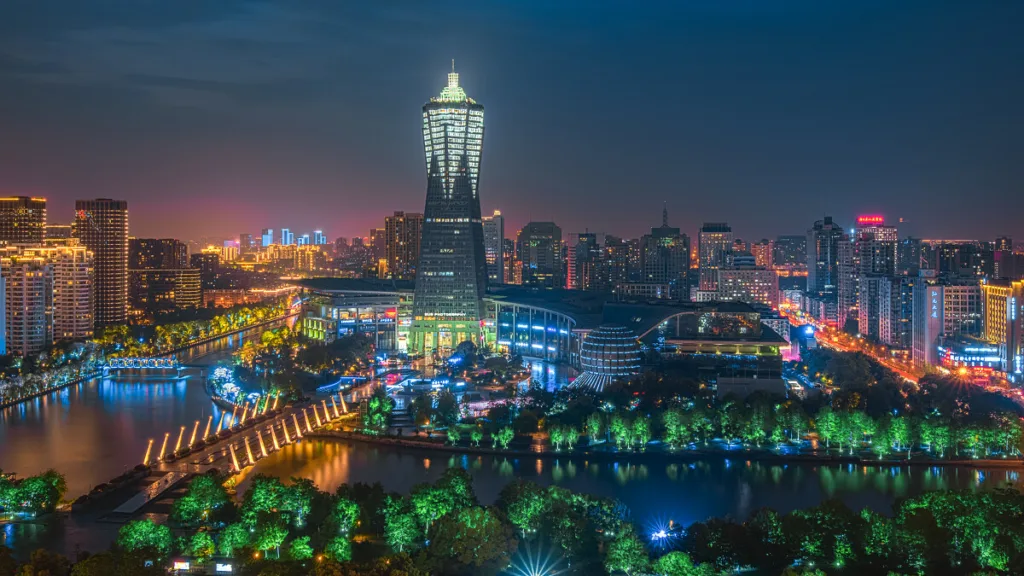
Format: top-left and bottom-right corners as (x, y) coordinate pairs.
(452, 59), (455, 73)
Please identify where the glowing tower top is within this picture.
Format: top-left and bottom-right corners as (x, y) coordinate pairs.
(422, 62), (484, 198)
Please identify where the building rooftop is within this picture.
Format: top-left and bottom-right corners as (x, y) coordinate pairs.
(294, 277), (415, 294)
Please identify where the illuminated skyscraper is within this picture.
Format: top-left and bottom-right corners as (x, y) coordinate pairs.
(385, 211), (424, 280)
(74, 199), (128, 327)
(482, 210), (505, 285)
(412, 65), (488, 353)
(698, 222), (733, 291)
(0, 196), (46, 246)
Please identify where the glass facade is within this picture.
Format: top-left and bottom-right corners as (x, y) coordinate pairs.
(412, 68), (489, 354)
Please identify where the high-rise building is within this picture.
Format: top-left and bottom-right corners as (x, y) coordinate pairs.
(774, 235), (807, 268)
(572, 233), (602, 291)
(370, 228), (387, 264)
(502, 238), (516, 284)
(129, 269), (201, 316)
(130, 238), (188, 270)
(751, 239), (774, 269)
(878, 275), (916, 349)
(482, 210), (505, 285)
(0, 196), (46, 246)
(261, 229), (274, 248)
(281, 229), (294, 246)
(981, 279), (1024, 376)
(837, 237), (859, 328)
(806, 216), (845, 322)
(313, 230), (326, 246)
(221, 242), (239, 263)
(191, 249), (220, 289)
(698, 222), (733, 291)
(239, 233), (254, 255)
(641, 207), (690, 299)
(384, 211), (424, 280)
(74, 199), (128, 327)
(412, 66), (489, 353)
(0, 254), (52, 355)
(295, 245), (328, 271)
(603, 236), (631, 293)
(912, 280), (982, 367)
(517, 222), (562, 288)
(995, 236), (1013, 252)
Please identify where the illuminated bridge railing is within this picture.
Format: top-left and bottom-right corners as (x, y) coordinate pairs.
(105, 357), (180, 370)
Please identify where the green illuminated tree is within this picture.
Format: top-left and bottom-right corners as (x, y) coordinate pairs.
(186, 531), (215, 562)
(604, 524), (650, 576)
(585, 412), (603, 443)
(815, 406), (838, 450)
(325, 536), (352, 562)
(497, 480), (549, 537)
(427, 506), (518, 576)
(171, 474), (230, 526)
(279, 477), (318, 527)
(610, 413), (630, 450)
(549, 426), (565, 451)
(218, 523), (250, 557)
(240, 474), (284, 527)
(496, 426), (514, 450)
(653, 551), (715, 576)
(382, 496), (421, 553)
(116, 519), (173, 557)
(633, 417), (651, 450)
(470, 428), (483, 447)
(446, 426), (461, 446)
(254, 523), (288, 558)
(287, 535), (314, 560)
(332, 495), (360, 535)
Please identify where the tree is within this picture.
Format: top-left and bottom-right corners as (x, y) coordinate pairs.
(186, 532), (215, 562)
(287, 536), (314, 560)
(280, 477), (319, 527)
(254, 523), (288, 558)
(604, 525), (649, 576)
(332, 495), (360, 535)
(427, 507), (518, 576)
(549, 426), (566, 451)
(633, 418), (651, 450)
(382, 496), (421, 553)
(435, 390), (460, 427)
(496, 426), (514, 450)
(116, 519), (172, 557)
(497, 480), (550, 537)
(446, 426), (461, 446)
(815, 407), (838, 450)
(325, 536), (352, 562)
(171, 474), (230, 526)
(470, 428), (483, 447)
(240, 474), (284, 527)
(218, 523), (251, 557)
(653, 551), (715, 576)
(585, 412), (603, 443)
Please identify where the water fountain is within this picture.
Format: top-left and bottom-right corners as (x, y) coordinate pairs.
(142, 438), (154, 466)
(158, 432), (170, 461)
(229, 443), (241, 472)
(292, 414), (304, 438)
(257, 430), (269, 457)
(303, 409), (313, 433)
(203, 415), (213, 440)
(188, 420), (200, 447)
(330, 396), (340, 418)
(174, 425), (186, 453)
(269, 426), (280, 450)
(244, 436), (256, 465)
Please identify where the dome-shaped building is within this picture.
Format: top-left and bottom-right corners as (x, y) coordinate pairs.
(571, 325), (642, 393)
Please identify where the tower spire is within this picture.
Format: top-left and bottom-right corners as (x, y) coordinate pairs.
(452, 58), (455, 73)
(662, 202), (668, 227)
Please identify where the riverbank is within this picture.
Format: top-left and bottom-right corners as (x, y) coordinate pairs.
(0, 312), (296, 412)
(304, 429), (1024, 470)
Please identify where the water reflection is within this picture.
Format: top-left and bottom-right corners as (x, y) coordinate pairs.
(246, 439), (1024, 528)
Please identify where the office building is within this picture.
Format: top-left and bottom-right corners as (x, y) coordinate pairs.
(502, 238), (516, 284)
(129, 238), (188, 269)
(981, 279), (1024, 376)
(297, 234), (310, 246)
(0, 196), (47, 246)
(573, 233), (603, 291)
(837, 237), (859, 328)
(313, 230), (326, 246)
(878, 275), (916, 349)
(44, 224), (72, 240)
(714, 259), (779, 309)
(698, 222), (733, 291)
(384, 211), (423, 280)
(281, 229), (294, 246)
(641, 207), (690, 299)
(774, 235), (807, 268)
(411, 66), (489, 352)
(517, 222), (562, 288)
(912, 281), (982, 367)
(806, 217), (844, 300)
(261, 229), (274, 248)
(482, 210), (505, 285)
(73, 199), (129, 326)
(239, 233), (254, 255)
(190, 248), (220, 288)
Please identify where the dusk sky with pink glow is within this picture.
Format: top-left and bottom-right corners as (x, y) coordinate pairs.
(1, 1), (1022, 242)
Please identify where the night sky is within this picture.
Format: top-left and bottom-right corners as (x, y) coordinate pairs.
(1, 1), (1022, 243)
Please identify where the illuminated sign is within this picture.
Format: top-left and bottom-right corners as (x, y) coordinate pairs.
(857, 215), (885, 226)
(172, 561), (191, 570)
(215, 564), (234, 573)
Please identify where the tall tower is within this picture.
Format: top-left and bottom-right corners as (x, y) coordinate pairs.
(74, 199), (129, 327)
(412, 64), (488, 353)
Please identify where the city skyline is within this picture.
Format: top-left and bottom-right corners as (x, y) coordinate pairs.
(1, 2), (1022, 241)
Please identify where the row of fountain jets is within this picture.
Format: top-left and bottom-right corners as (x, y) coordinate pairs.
(141, 391), (354, 473)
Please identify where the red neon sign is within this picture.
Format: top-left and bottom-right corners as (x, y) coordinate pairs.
(857, 215), (885, 226)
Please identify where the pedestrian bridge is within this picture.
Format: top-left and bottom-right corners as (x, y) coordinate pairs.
(104, 357), (180, 370)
